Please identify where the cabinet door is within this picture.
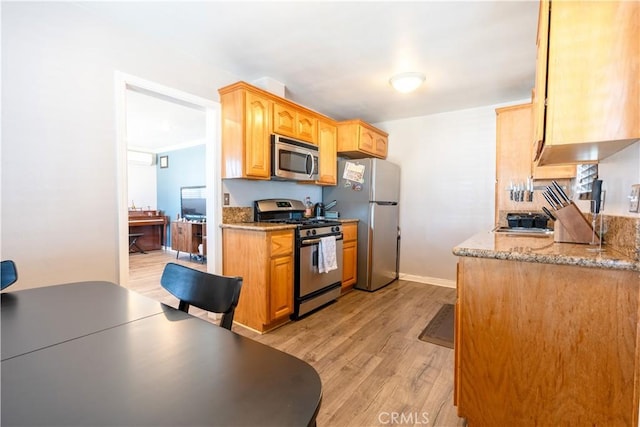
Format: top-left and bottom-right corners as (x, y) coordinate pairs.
(171, 223), (179, 251)
(317, 120), (337, 185)
(245, 92), (272, 178)
(373, 132), (388, 158)
(358, 127), (376, 154)
(296, 110), (317, 144)
(341, 240), (357, 291)
(269, 255), (293, 321)
(532, 0), (549, 161)
(541, 0), (639, 163)
(273, 103), (296, 139)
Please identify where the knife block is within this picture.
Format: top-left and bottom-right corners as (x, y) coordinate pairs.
(553, 202), (595, 244)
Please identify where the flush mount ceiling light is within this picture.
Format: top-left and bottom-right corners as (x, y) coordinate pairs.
(389, 72), (426, 93)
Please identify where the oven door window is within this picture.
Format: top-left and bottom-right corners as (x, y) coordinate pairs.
(279, 150), (318, 176)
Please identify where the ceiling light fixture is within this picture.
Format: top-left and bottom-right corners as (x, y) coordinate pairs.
(389, 72), (426, 93)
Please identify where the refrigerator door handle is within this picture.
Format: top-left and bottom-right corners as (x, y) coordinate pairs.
(374, 201), (398, 206)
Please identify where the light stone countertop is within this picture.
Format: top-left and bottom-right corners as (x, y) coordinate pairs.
(220, 219), (359, 231)
(453, 230), (639, 272)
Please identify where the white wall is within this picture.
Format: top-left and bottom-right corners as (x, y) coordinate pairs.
(376, 104), (505, 284)
(127, 163), (157, 210)
(1, 2), (237, 288)
(597, 141), (640, 217)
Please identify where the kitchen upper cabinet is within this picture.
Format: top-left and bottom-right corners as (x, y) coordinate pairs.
(316, 119), (337, 185)
(222, 227), (294, 333)
(340, 222), (358, 293)
(495, 103), (575, 224)
(533, 0), (640, 165)
(273, 102), (317, 144)
(219, 81), (341, 182)
(219, 83), (272, 179)
(337, 119), (388, 159)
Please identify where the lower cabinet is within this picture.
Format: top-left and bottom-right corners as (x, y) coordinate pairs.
(341, 222), (358, 293)
(455, 256), (639, 425)
(171, 222), (206, 258)
(222, 227), (294, 333)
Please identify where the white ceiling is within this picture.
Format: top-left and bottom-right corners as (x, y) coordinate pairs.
(83, 1), (540, 151)
(125, 88), (207, 153)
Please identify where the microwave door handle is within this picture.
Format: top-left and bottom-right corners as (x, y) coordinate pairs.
(306, 153), (315, 178)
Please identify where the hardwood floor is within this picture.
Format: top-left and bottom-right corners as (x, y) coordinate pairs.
(128, 249), (465, 426)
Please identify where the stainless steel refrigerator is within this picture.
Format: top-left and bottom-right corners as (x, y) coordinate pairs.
(323, 158), (400, 291)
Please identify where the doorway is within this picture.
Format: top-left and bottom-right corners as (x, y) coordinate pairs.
(115, 72), (221, 286)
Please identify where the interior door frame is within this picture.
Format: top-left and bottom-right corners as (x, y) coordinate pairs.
(114, 72), (222, 285)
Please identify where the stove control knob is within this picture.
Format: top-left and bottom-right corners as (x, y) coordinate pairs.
(333, 226), (341, 233)
(311, 229), (316, 235)
(306, 230), (312, 237)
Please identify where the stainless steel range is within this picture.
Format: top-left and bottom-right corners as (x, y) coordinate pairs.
(254, 199), (343, 319)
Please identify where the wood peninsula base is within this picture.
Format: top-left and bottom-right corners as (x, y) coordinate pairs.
(455, 257), (639, 425)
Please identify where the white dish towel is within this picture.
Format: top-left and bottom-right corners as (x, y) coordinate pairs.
(318, 236), (338, 273)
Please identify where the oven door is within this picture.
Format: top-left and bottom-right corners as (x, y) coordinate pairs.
(299, 236), (343, 297)
(272, 135), (319, 181)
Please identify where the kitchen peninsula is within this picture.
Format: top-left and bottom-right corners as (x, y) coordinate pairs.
(452, 230), (639, 425)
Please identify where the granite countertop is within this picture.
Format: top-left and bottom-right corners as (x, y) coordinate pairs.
(453, 230), (639, 272)
(220, 218), (359, 231)
(219, 222), (298, 231)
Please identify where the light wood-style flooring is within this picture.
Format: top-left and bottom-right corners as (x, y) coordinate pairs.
(128, 250), (465, 427)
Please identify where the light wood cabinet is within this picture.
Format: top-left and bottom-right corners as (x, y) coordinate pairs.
(316, 119), (337, 185)
(273, 102), (317, 144)
(340, 222), (358, 293)
(337, 119), (388, 159)
(219, 84), (272, 179)
(455, 256), (639, 425)
(533, 0), (639, 165)
(171, 221), (206, 258)
(219, 81), (342, 182)
(495, 103), (575, 224)
(222, 227), (294, 333)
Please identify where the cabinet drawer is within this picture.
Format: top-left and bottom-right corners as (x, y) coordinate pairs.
(270, 231), (293, 257)
(342, 223), (357, 241)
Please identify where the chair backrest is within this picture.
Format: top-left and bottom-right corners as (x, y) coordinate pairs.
(1, 260), (18, 290)
(160, 262), (242, 330)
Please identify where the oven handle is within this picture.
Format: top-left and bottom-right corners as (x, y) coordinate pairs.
(301, 235), (343, 246)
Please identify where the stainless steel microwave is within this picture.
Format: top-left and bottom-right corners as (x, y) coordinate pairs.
(271, 135), (319, 181)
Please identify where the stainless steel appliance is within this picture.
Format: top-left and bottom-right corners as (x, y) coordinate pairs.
(254, 199), (343, 318)
(271, 135), (319, 181)
(323, 158), (400, 291)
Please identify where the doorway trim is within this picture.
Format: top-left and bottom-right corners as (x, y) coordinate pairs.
(114, 72), (222, 286)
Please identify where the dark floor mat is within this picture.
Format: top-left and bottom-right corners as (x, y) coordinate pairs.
(418, 303), (454, 349)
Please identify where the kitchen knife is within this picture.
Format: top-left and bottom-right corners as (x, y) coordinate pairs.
(542, 206), (556, 221)
(591, 179), (603, 214)
(542, 191), (559, 209)
(552, 181), (572, 205)
(545, 186), (565, 208)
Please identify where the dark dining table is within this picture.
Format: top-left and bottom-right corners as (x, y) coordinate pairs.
(1, 281), (322, 426)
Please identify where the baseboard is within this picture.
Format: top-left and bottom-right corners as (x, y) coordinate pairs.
(399, 273), (456, 289)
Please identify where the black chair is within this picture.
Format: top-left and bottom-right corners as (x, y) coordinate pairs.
(160, 262), (243, 330)
(1, 260), (18, 290)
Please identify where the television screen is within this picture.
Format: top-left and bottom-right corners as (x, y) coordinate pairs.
(180, 186), (206, 221)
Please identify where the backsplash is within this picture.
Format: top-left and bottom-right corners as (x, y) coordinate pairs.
(222, 207), (253, 224)
(600, 215), (640, 261)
